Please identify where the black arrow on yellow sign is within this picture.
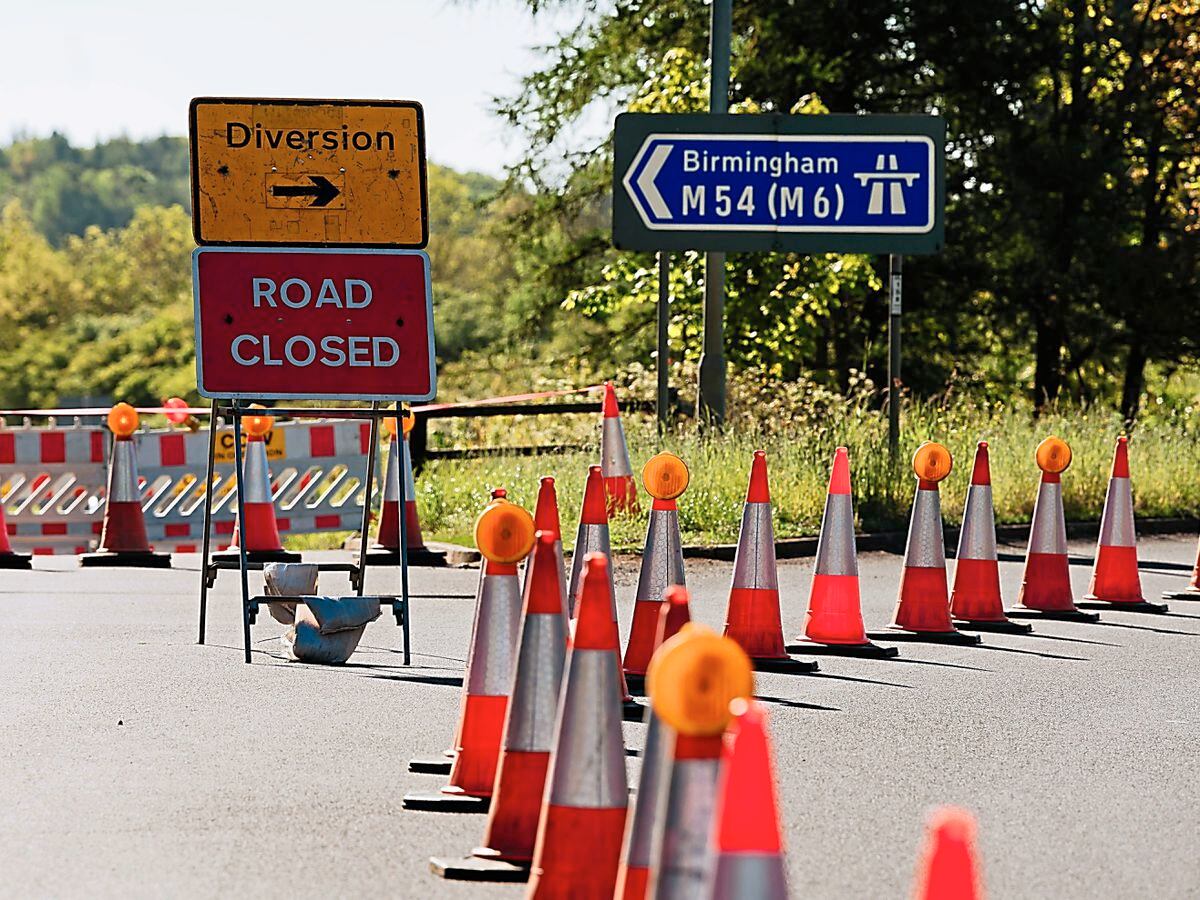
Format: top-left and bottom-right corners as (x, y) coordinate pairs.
(270, 175), (341, 208)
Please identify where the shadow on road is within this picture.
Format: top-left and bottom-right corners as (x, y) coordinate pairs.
(756, 694), (841, 712)
(1016, 632), (1121, 647)
(970, 644), (1086, 662)
(809, 671), (913, 689)
(887, 657), (991, 672)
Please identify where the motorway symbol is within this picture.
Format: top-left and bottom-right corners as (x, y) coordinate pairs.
(189, 97), (428, 248)
(267, 174), (343, 208)
(192, 247), (436, 401)
(613, 113), (945, 254)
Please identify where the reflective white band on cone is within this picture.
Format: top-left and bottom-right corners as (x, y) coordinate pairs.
(814, 493), (857, 576)
(547, 650), (627, 807)
(1027, 479), (1068, 556)
(732, 502), (778, 590)
(1098, 478), (1136, 547)
(956, 485), (997, 561)
(636, 507), (686, 602)
(905, 487), (946, 569)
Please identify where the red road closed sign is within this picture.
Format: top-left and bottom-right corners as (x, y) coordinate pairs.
(192, 248), (436, 400)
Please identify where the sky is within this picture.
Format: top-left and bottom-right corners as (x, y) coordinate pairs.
(0, 0), (577, 176)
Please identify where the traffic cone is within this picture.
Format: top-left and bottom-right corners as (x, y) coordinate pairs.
(1080, 437), (1167, 613)
(1162, 534), (1200, 601)
(601, 381), (639, 516)
(526, 553), (628, 899)
(624, 453), (689, 688)
(708, 700), (789, 900)
(431, 530), (568, 882)
(912, 807), (985, 900)
(871, 443), (980, 646)
(1010, 437), (1100, 622)
(369, 415), (446, 566)
(950, 442), (1031, 633)
(788, 448), (898, 658)
(0, 489), (31, 569)
(615, 585), (692, 900)
(568, 465), (641, 717)
(725, 451), (818, 673)
(524, 477), (569, 620)
(214, 409), (299, 564)
(644, 625), (754, 900)
(404, 499), (535, 813)
(82, 403), (170, 568)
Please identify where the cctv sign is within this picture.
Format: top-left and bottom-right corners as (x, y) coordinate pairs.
(192, 247), (436, 401)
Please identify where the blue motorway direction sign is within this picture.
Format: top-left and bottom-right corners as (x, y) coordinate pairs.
(613, 113), (945, 254)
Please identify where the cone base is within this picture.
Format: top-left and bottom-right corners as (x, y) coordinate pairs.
(402, 790), (490, 814)
(1078, 599), (1168, 615)
(212, 548), (301, 564)
(624, 673), (646, 696)
(953, 617), (1033, 634)
(750, 655), (820, 675)
(786, 637), (898, 659)
(409, 758), (453, 775)
(0, 552), (32, 569)
(431, 855), (530, 882)
(367, 546), (449, 567)
(1009, 605), (1100, 623)
(1162, 588), (1200, 601)
(80, 550), (171, 568)
(867, 626), (981, 646)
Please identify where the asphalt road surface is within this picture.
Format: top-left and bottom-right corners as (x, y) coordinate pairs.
(3, 535), (1199, 899)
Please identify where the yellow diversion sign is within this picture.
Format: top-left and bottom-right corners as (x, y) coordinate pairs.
(189, 97), (428, 248)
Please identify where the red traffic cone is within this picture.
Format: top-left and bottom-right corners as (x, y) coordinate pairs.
(1162, 533), (1200, 601)
(912, 806), (985, 900)
(0, 483), (31, 569)
(369, 416), (446, 566)
(404, 499), (535, 813)
(527, 553), (629, 899)
(725, 451), (818, 673)
(709, 700), (789, 900)
(524, 477), (569, 620)
(789, 448), (897, 658)
(82, 403), (170, 568)
(950, 443), (1031, 633)
(214, 409), (299, 563)
(644, 625), (753, 900)
(1010, 437), (1099, 622)
(569, 465), (640, 717)
(431, 530), (569, 882)
(873, 443), (979, 646)
(624, 453), (689, 685)
(601, 381), (639, 516)
(1080, 437), (1167, 613)
(615, 585), (692, 900)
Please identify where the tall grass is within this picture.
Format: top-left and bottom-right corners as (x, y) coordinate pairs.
(414, 395), (1200, 550)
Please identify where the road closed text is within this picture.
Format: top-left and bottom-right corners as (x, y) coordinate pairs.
(230, 276), (399, 368)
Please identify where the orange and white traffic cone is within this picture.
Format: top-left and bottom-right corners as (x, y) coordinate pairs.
(526, 553), (629, 899)
(950, 442), (1032, 634)
(601, 381), (639, 516)
(871, 442), (980, 646)
(1079, 437), (1167, 614)
(912, 807), (985, 900)
(404, 498), (535, 813)
(615, 585), (692, 900)
(0, 485), (31, 569)
(708, 700), (789, 900)
(644, 625), (753, 900)
(624, 453), (689, 689)
(524, 477), (569, 620)
(1010, 437), (1100, 622)
(214, 408), (298, 564)
(81, 403), (170, 568)
(569, 465), (640, 717)
(1162, 534), (1200, 601)
(788, 447), (898, 658)
(431, 530), (569, 881)
(725, 451), (818, 673)
(369, 414), (446, 567)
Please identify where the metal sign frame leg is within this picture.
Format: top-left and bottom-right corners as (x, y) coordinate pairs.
(230, 402), (254, 664)
(351, 401), (380, 595)
(197, 398), (219, 644)
(394, 400), (411, 665)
